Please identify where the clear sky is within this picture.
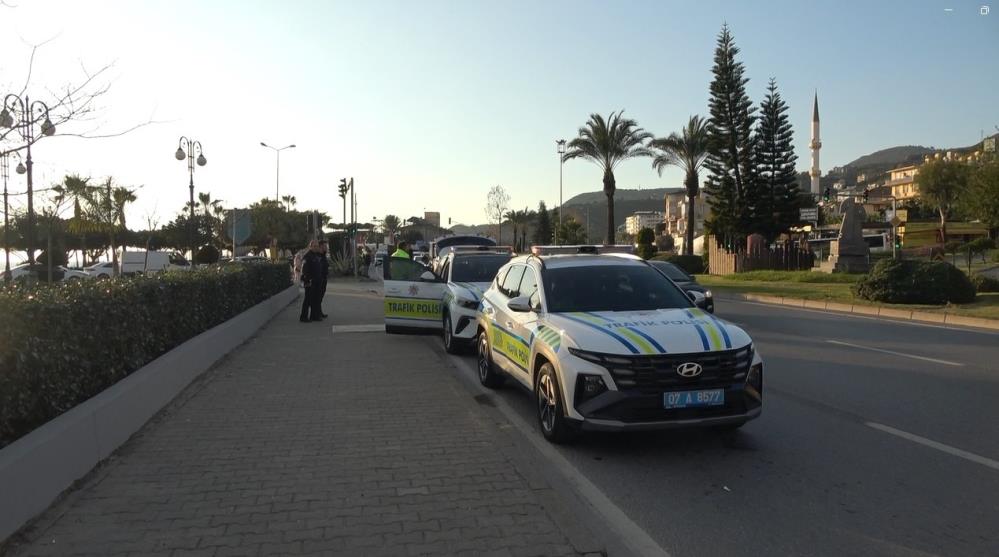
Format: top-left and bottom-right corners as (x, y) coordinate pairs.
(1, 0), (996, 230)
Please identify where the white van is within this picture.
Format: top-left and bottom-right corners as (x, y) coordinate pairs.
(118, 250), (190, 276)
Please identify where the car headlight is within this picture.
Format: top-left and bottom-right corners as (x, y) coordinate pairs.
(747, 362), (763, 395)
(457, 298), (479, 309)
(703, 289), (713, 298)
(574, 374), (608, 405)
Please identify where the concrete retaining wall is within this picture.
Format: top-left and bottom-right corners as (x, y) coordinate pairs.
(0, 285), (299, 541)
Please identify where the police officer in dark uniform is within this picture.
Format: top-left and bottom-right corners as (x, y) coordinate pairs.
(317, 240), (330, 318)
(299, 240), (323, 322)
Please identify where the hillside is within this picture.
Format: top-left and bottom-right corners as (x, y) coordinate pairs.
(844, 146), (934, 171)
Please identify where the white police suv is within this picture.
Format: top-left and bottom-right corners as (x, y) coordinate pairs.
(475, 247), (763, 443)
(382, 247), (512, 351)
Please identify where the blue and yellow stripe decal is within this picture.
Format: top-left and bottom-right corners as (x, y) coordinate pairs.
(531, 324), (562, 353)
(557, 313), (641, 354)
(580, 312), (667, 354)
(694, 308), (732, 349)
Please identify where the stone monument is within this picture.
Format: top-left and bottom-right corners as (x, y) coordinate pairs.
(819, 197), (870, 273)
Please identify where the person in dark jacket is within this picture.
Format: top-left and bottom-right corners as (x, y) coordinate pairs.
(317, 240), (330, 318)
(299, 240), (323, 322)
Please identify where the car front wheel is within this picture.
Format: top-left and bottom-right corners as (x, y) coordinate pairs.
(536, 362), (576, 444)
(443, 313), (461, 354)
(476, 331), (504, 388)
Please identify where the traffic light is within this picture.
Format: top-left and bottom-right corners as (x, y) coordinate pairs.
(338, 178), (348, 199)
(894, 235), (902, 250)
(823, 187), (831, 203)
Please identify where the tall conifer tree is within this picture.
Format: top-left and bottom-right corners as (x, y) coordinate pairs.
(753, 78), (800, 240)
(703, 24), (757, 248)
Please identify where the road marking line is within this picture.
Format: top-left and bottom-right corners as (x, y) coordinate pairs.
(331, 324), (384, 334)
(866, 422), (999, 472)
(825, 340), (964, 367)
(448, 355), (671, 557)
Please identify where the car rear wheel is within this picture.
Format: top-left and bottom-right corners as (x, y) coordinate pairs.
(476, 332), (504, 388)
(443, 313), (461, 354)
(536, 363), (576, 444)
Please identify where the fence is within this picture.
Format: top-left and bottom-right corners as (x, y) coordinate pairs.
(707, 236), (815, 275)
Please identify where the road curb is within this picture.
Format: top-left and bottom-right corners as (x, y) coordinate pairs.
(733, 293), (999, 331)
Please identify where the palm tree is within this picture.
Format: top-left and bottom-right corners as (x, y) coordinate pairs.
(52, 175), (95, 266)
(504, 209), (519, 250)
(281, 195), (297, 211)
(79, 178), (136, 275)
(563, 111), (653, 244)
(650, 115), (709, 255)
(383, 214), (401, 243)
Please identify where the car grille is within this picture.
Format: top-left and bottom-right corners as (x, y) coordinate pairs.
(598, 345), (754, 393)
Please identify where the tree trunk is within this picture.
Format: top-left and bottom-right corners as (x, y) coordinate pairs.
(684, 170), (699, 256)
(604, 168), (616, 245)
(939, 208), (947, 245)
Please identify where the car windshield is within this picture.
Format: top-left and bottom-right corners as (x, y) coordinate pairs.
(451, 255), (510, 283)
(650, 261), (691, 282)
(543, 264), (692, 313)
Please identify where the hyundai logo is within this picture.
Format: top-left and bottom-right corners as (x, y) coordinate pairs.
(676, 362), (703, 377)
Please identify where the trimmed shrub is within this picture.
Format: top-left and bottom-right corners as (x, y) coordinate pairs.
(0, 264), (291, 448)
(652, 254), (705, 275)
(853, 259), (976, 304)
(971, 274), (999, 293)
(195, 245), (221, 265)
(636, 243), (656, 260)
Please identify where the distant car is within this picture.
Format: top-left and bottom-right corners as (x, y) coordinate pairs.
(119, 250), (190, 276)
(649, 261), (714, 313)
(2, 262), (66, 283)
(58, 266), (88, 282)
(84, 261), (115, 279)
(224, 255), (269, 265)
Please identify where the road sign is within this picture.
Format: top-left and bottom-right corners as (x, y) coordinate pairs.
(896, 209), (908, 222)
(890, 216), (902, 227)
(799, 208), (819, 222)
(226, 210), (252, 246)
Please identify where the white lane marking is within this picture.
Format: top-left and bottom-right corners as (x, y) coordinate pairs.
(866, 422), (999, 472)
(448, 355), (671, 557)
(332, 324), (384, 334)
(729, 299), (999, 336)
(825, 339), (964, 367)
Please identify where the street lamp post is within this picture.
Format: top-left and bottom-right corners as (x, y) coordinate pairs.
(1, 94), (56, 265)
(0, 151), (21, 282)
(175, 137), (207, 266)
(260, 142), (295, 202)
(556, 139), (566, 246)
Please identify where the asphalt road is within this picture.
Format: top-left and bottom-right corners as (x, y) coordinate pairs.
(349, 278), (999, 556)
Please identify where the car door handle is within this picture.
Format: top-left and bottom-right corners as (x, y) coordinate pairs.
(505, 321), (513, 329)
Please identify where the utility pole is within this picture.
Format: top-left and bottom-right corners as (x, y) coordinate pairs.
(350, 178), (357, 278)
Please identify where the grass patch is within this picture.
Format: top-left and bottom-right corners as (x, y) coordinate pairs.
(698, 274), (999, 321)
(719, 270), (862, 283)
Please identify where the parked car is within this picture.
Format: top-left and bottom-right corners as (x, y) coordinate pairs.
(118, 251), (190, 276)
(472, 250), (760, 443)
(2, 262), (66, 283)
(58, 266), (89, 282)
(649, 261), (714, 313)
(84, 261), (115, 279)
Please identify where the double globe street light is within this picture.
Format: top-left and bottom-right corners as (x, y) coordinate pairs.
(175, 137), (207, 266)
(1, 94), (56, 265)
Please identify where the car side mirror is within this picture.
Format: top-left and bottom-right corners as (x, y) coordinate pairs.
(420, 271), (437, 282)
(687, 290), (706, 308)
(507, 296), (533, 313)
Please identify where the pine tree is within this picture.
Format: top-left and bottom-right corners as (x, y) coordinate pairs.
(703, 24), (757, 249)
(533, 200), (553, 245)
(753, 78), (800, 241)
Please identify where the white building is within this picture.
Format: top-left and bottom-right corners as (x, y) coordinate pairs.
(625, 211), (664, 235)
(663, 191), (706, 247)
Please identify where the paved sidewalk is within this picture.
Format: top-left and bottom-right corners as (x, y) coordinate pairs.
(9, 283), (601, 556)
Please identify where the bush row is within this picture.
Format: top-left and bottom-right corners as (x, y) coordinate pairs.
(0, 264), (292, 449)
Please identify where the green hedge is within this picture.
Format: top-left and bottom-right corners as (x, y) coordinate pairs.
(0, 264), (291, 449)
(972, 274), (999, 293)
(853, 259), (976, 304)
(651, 254), (705, 275)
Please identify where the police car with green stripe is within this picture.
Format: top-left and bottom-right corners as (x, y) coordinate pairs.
(475, 246), (763, 443)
